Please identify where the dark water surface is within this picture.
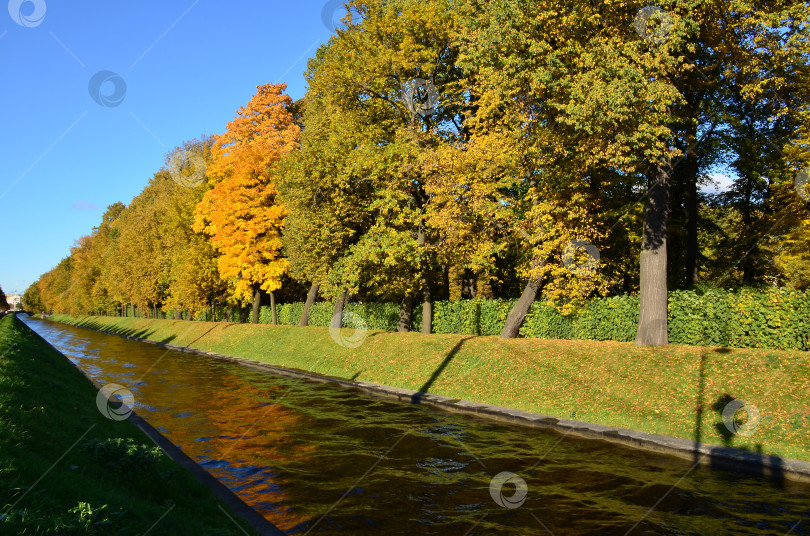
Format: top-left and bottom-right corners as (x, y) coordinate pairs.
(24, 318), (810, 535)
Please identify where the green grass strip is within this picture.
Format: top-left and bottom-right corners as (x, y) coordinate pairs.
(0, 314), (257, 535)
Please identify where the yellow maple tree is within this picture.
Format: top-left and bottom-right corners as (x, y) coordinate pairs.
(193, 84), (300, 308)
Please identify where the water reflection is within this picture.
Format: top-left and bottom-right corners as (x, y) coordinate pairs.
(26, 318), (810, 535)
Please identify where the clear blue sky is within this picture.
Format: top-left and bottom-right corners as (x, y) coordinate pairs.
(0, 0), (345, 295)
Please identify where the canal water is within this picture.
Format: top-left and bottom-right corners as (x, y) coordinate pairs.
(24, 318), (810, 535)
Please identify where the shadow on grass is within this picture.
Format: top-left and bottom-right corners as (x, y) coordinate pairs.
(693, 348), (785, 488)
(63, 316), (216, 349)
(411, 337), (471, 404)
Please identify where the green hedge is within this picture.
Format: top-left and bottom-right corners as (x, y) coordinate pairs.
(261, 301), (423, 331)
(668, 288), (810, 350)
(433, 298), (516, 335)
(573, 295), (640, 342)
(519, 289), (809, 350)
(243, 288), (810, 351)
(519, 302), (575, 340)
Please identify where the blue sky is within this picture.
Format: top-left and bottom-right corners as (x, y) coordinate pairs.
(0, 0), (345, 295)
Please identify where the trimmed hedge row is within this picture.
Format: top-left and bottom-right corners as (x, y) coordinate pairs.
(254, 288), (809, 351)
(520, 289), (810, 350)
(263, 301), (424, 331)
(433, 298), (517, 335)
(520, 295), (639, 342)
(668, 289), (810, 350)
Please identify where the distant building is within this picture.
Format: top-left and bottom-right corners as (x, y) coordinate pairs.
(7, 294), (22, 310)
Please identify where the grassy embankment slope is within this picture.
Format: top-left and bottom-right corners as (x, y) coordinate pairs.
(50, 314), (810, 463)
(0, 314), (257, 535)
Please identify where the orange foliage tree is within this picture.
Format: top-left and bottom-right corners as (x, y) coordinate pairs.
(193, 84), (300, 322)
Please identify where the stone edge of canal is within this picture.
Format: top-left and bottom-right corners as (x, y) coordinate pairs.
(44, 318), (810, 486)
(24, 318), (287, 536)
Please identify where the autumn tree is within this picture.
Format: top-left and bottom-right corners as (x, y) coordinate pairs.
(161, 138), (226, 319)
(458, 0), (677, 337)
(23, 279), (44, 314)
(298, 0), (468, 332)
(104, 174), (181, 317)
(275, 90), (374, 326)
(194, 84), (300, 323)
(39, 257), (72, 314)
(459, 0), (809, 343)
(633, 0), (808, 343)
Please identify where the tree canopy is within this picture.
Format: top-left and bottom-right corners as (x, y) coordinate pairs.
(30, 0), (810, 345)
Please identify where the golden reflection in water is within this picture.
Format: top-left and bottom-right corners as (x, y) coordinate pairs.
(170, 377), (315, 531)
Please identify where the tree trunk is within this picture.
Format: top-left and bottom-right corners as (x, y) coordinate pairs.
(439, 263), (450, 301)
(398, 293), (415, 332)
(299, 283), (320, 326)
(500, 274), (542, 338)
(417, 221), (432, 334)
(421, 283), (432, 334)
(635, 162), (672, 346)
(740, 172), (757, 285)
(269, 291), (277, 325)
(251, 286), (261, 324)
(461, 269), (477, 299)
(331, 290), (349, 329)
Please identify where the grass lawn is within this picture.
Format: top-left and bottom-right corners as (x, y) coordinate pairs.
(50, 314), (810, 463)
(0, 314), (258, 535)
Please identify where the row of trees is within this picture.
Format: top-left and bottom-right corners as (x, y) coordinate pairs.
(27, 0), (810, 345)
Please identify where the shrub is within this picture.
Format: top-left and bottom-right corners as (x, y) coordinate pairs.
(478, 299), (518, 335)
(668, 288), (810, 350)
(518, 289), (809, 350)
(278, 302), (304, 325)
(260, 303), (304, 325)
(519, 301), (574, 340)
(79, 437), (164, 476)
(574, 295), (639, 342)
(434, 298), (516, 335)
(345, 302), (402, 331)
(229, 289), (810, 350)
(264, 301), (424, 331)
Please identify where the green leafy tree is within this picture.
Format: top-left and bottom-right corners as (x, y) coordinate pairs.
(297, 0), (469, 332)
(275, 91), (373, 326)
